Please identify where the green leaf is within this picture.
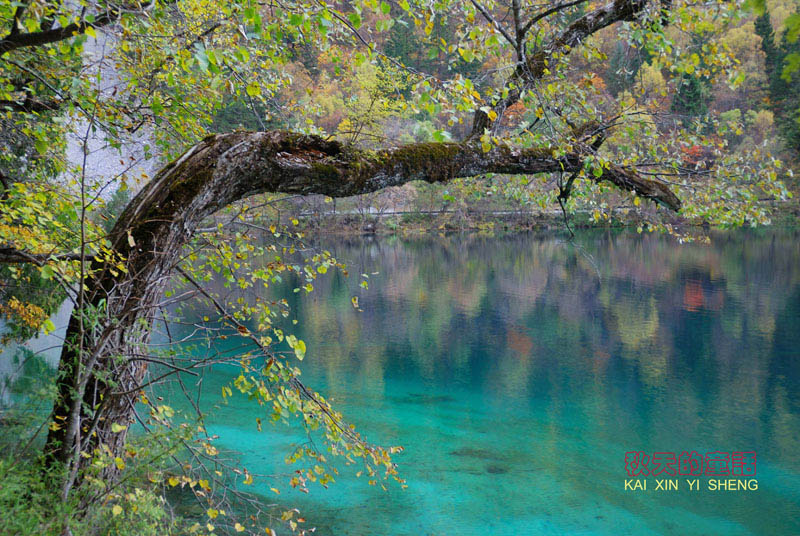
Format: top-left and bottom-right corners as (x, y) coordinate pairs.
(246, 82), (261, 97)
(150, 95), (163, 115)
(34, 139), (48, 155)
(40, 265), (55, 280)
(380, 1), (391, 14)
(24, 18), (39, 33)
(458, 48), (475, 63)
(348, 12), (362, 29)
(194, 49), (209, 71)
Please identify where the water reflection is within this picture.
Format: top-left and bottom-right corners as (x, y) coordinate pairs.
(165, 229), (800, 535)
(295, 231), (799, 434)
(0, 300), (72, 406)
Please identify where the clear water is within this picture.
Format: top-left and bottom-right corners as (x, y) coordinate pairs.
(163, 230), (800, 535)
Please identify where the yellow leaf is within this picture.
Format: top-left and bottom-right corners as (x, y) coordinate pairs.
(235, 523), (245, 532)
(294, 339), (306, 361)
(487, 110), (498, 121)
(207, 508), (219, 519)
(111, 423), (127, 433)
(112, 504), (123, 517)
(168, 476), (180, 487)
(246, 82), (261, 97)
(85, 26), (97, 38)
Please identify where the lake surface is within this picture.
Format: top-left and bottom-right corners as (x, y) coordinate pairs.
(163, 229), (800, 535)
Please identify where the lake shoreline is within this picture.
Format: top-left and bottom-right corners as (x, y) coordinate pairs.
(290, 207), (800, 236)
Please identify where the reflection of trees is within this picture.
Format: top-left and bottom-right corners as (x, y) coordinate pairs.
(290, 230), (800, 460)
(167, 229), (799, 469)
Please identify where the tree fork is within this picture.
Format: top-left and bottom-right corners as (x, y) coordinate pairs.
(469, 0), (649, 136)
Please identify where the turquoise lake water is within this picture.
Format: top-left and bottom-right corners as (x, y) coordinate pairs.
(161, 230), (800, 535)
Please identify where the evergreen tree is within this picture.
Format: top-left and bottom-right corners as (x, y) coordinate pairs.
(755, 12), (800, 155)
(671, 73), (710, 120)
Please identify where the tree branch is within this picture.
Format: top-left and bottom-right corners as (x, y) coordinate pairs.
(0, 94), (62, 113)
(0, 247), (82, 264)
(470, 0), (518, 50)
(470, 0), (649, 137)
(0, 10), (118, 55)
(520, 0), (591, 37)
(8, 1), (30, 37)
(111, 130), (680, 268)
(0, 0), (165, 55)
(512, 0), (524, 58)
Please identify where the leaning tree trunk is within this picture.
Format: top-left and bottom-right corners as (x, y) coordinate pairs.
(43, 129), (680, 487)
